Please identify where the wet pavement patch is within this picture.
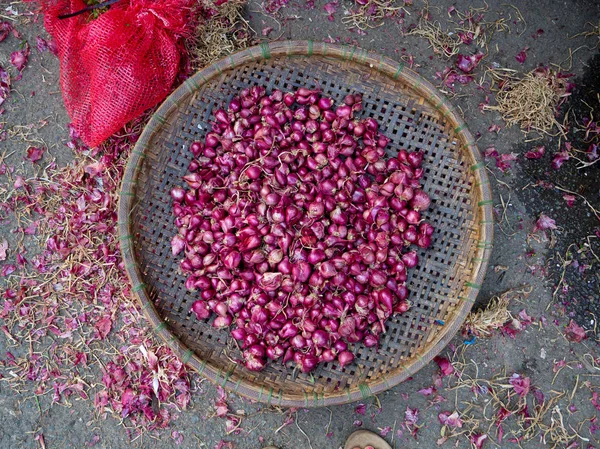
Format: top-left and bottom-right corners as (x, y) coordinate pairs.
(514, 52), (600, 334)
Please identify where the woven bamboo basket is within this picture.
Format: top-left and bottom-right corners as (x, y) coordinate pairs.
(118, 41), (493, 407)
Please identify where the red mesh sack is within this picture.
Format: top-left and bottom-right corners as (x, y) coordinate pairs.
(40, 0), (193, 147)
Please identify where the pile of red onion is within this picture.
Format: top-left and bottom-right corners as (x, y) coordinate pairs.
(170, 86), (434, 373)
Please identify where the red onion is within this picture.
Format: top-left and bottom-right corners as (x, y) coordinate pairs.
(172, 87), (434, 375)
(191, 300), (210, 320)
(401, 251), (419, 268)
(213, 315), (232, 329)
(337, 350), (355, 368)
(298, 353), (319, 373)
(406, 210), (421, 225)
(410, 190), (431, 211)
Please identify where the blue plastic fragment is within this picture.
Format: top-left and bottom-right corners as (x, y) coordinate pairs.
(464, 335), (476, 345)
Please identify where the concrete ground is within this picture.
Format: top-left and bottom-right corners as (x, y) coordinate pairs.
(0, 0), (599, 448)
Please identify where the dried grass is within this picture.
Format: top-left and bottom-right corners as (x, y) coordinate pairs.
(446, 356), (591, 449)
(570, 19), (600, 48)
(463, 286), (531, 337)
(408, 21), (462, 57)
(191, 0), (251, 69)
(407, 4), (508, 58)
(483, 67), (572, 135)
(0, 124), (191, 435)
(341, 0), (408, 31)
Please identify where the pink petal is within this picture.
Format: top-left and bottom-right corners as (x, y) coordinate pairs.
(0, 239), (7, 261)
(0, 21), (12, 43)
(456, 52), (485, 73)
(434, 356), (454, 377)
(95, 316), (112, 340)
(587, 143), (598, 161)
(26, 146), (45, 163)
(36, 36), (48, 53)
(10, 44), (29, 71)
(562, 194), (576, 207)
(418, 386), (435, 396)
(1, 264), (15, 276)
(379, 426), (392, 437)
(515, 47), (528, 64)
(470, 433), (488, 449)
(405, 406), (419, 425)
(323, 1), (338, 15)
(509, 373), (531, 397)
(552, 151), (570, 169)
(534, 213), (557, 232)
(564, 319), (586, 342)
(524, 145), (545, 159)
(484, 147), (499, 159)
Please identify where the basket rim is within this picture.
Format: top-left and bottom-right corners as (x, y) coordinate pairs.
(118, 40), (494, 408)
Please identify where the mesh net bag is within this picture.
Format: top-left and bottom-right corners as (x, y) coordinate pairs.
(40, 0), (193, 147)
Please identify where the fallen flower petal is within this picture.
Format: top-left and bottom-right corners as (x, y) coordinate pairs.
(1, 264), (16, 276)
(26, 146), (46, 163)
(0, 66), (10, 108)
(0, 21), (11, 43)
(10, 44), (30, 72)
(552, 151), (570, 169)
(592, 392), (600, 411)
(470, 433), (488, 449)
(534, 213), (557, 232)
(509, 373), (531, 397)
(518, 309), (533, 324)
(418, 386), (435, 396)
(587, 143), (598, 161)
(323, 1), (337, 20)
(95, 316), (112, 340)
(434, 356), (454, 377)
(563, 194), (576, 207)
(405, 406), (419, 425)
(496, 153), (518, 172)
(0, 239), (7, 261)
(484, 147), (499, 159)
(564, 319), (586, 342)
(456, 52), (485, 73)
(438, 411), (463, 428)
(24, 221), (38, 235)
(36, 36), (49, 53)
(171, 431), (184, 445)
(524, 145), (545, 159)
(379, 426), (392, 437)
(355, 403), (366, 415)
(515, 47), (528, 64)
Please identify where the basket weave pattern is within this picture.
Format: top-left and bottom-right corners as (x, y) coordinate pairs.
(118, 41), (493, 407)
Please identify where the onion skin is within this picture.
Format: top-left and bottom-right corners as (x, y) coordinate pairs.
(172, 87), (434, 374)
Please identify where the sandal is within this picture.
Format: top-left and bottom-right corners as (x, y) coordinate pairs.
(344, 430), (393, 449)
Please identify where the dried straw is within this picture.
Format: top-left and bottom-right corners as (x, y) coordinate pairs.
(191, 0), (251, 69)
(341, 0), (408, 31)
(407, 21), (462, 57)
(483, 68), (572, 135)
(407, 4), (508, 58)
(463, 285), (531, 337)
